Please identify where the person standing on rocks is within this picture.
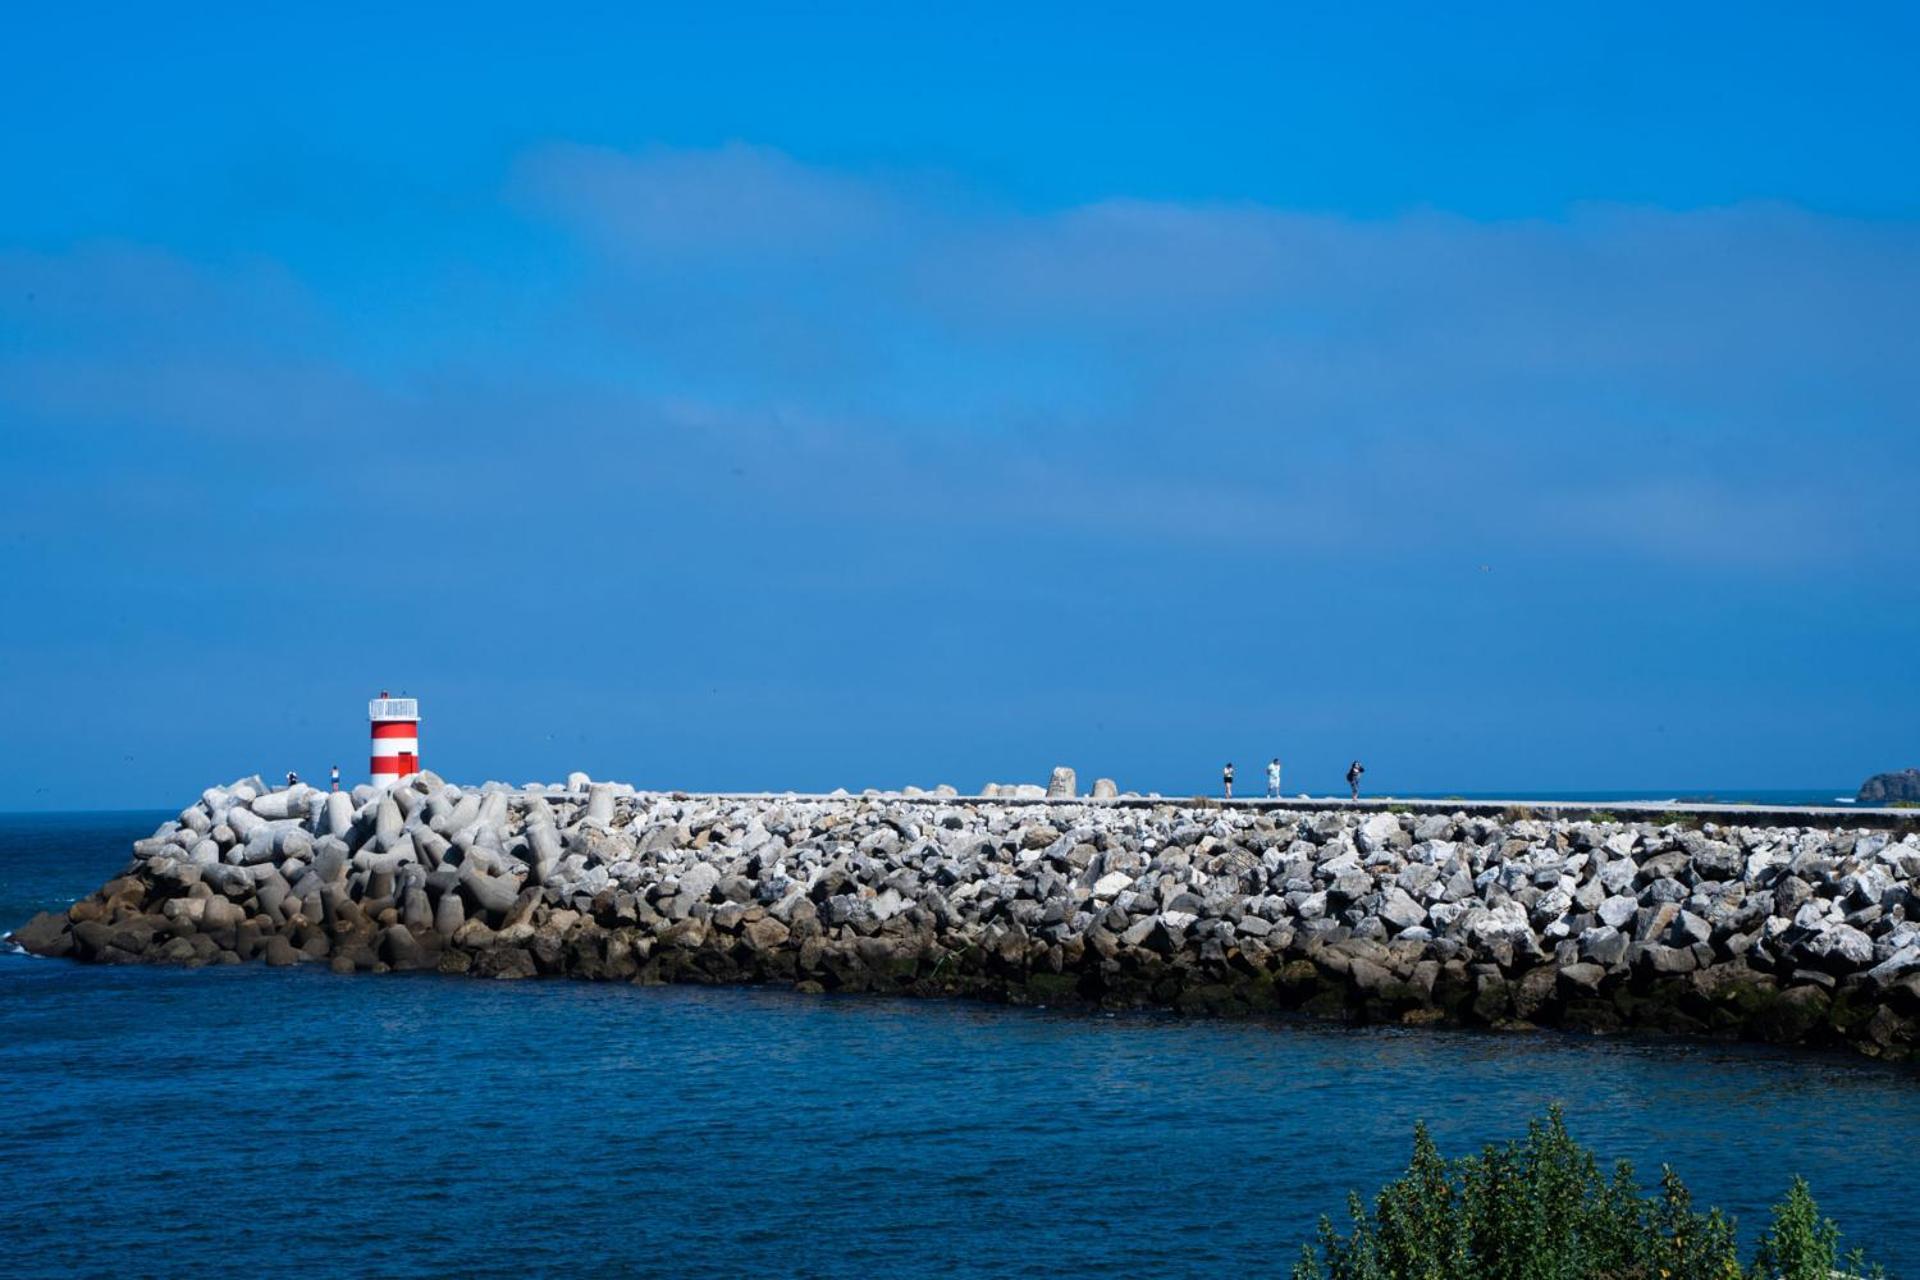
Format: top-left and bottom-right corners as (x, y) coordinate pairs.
(286, 770), (300, 788)
(330, 764), (340, 792)
(1223, 762), (1235, 799)
(1346, 760), (1365, 800)
(1266, 757), (1282, 798)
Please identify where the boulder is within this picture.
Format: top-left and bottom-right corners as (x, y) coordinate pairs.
(1379, 886), (1427, 932)
(250, 788), (304, 820)
(1597, 895), (1638, 928)
(9, 912), (72, 958)
(459, 869), (520, 919)
(324, 792), (355, 838)
(1357, 813), (1410, 856)
(378, 924), (431, 971)
(583, 784), (616, 828)
(1463, 901), (1531, 944)
(525, 821), (562, 885)
(742, 918), (790, 951)
(433, 889), (466, 936)
(373, 796), (403, 849)
(1579, 926), (1629, 967)
(1797, 923), (1874, 972)
(676, 862), (720, 904)
(1558, 962), (1608, 995)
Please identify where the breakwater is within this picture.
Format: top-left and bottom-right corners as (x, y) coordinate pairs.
(11, 774), (1920, 1060)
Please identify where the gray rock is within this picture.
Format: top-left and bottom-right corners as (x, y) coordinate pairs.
(1799, 924), (1874, 971)
(1579, 925), (1629, 966)
(378, 924), (430, 970)
(1357, 813), (1410, 856)
(677, 862), (720, 903)
(584, 784), (616, 828)
(433, 889), (466, 935)
(374, 796), (403, 849)
(323, 791), (355, 838)
(1559, 962), (1608, 994)
(1379, 886), (1427, 931)
(525, 821), (562, 885)
(1865, 946), (1920, 987)
(250, 788), (306, 821)
(459, 868), (519, 919)
(8, 912), (72, 957)
(1597, 894), (1638, 928)
(1668, 910), (1712, 948)
(402, 888), (433, 932)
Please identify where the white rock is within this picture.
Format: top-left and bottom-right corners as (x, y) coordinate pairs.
(1598, 895), (1638, 928)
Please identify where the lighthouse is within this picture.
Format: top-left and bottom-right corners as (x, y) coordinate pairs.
(369, 691), (420, 788)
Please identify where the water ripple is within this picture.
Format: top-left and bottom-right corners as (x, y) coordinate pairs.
(1, 812), (1914, 1279)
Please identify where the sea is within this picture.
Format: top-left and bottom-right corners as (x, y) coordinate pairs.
(1, 810), (1912, 1279)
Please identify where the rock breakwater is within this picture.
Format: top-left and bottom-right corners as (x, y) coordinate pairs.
(12, 775), (1920, 1060)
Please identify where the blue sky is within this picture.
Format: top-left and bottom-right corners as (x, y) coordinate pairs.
(3, 2), (1917, 807)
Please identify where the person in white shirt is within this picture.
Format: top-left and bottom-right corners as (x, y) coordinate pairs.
(1266, 758), (1282, 798)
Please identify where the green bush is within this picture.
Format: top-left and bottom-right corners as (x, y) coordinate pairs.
(1290, 1106), (1882, 1280)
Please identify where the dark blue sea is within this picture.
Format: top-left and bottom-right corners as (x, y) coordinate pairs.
(2, 812), (1913, 1279)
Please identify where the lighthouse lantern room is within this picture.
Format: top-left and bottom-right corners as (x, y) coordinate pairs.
(369, 692), (420, 788)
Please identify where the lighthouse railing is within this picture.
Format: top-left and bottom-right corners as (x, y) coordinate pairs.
(369, 698), (419, 721)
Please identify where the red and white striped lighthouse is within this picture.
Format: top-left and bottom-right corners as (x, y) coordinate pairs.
(369, 691), (420, 788)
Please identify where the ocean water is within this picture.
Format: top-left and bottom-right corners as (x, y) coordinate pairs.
(2, 811), (1914, 1279)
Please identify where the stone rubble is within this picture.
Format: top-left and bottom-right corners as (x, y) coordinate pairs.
(11, 772), (1920, 1060)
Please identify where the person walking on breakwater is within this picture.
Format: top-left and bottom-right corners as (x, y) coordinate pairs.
(1223, 762), (1235, 799)
(1347, 760), (1365, 800)
(1266, 757), (1282, 798)
(330, 764), (340, 792)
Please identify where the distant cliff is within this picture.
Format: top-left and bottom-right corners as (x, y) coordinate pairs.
(1859, 768), (1920, 804)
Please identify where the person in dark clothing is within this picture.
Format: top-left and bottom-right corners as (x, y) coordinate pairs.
(286, 770), (300, 788)
(1223, 762), (1235, 799)
(1346, 760), (1365, 800)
